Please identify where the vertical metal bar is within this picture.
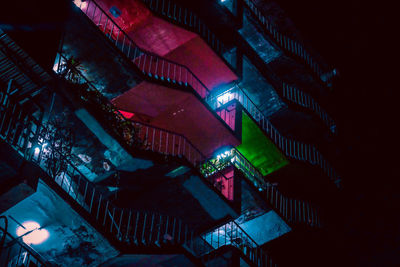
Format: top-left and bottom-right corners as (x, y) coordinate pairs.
(83, 182), (88, 203)
(96, 194), (102, 220)
(165, 132), (169, 154)
(154, 57), (158, 78)
(123, 210), (132, 242)
(151, 128), (155, 151)
(15, 245), (23, 266)
(148, 55), (153, 75)
(178, 220), (182, 243)
(110, 207), (115, 233)
(190, 230), (194, 250)
(172, 134), (175, 156)
(118, 209), (124, 239)
(224, 223), (227, 246)
(149, 213), (155, 244)
(141, 213), (148, 243)
(75, 176), (81, 202)
(89, 187), (95, 212)
(156, 215), (162, 245)
(133, 212), (140, 243)
(172, 217), (176, 241)
(217, 225), (220, 249)
(103, 201), (109, 225)
(184, 223), (188, 244)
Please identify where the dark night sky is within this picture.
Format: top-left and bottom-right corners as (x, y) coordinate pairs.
(275, 0), (399, 265)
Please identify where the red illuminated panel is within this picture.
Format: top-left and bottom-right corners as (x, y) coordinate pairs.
(211, 169), (234, 201)
(118, 110), (135, 119)
(95, 0), (150, 32)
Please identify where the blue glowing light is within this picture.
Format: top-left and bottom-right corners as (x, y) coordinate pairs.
(216, 150), (232, 160)
(217, 92), (233, 104)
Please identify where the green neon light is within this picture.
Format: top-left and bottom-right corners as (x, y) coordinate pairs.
(237, 113), (288, 176)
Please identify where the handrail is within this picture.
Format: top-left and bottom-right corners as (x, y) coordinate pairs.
(1, 84), (278, 266)
(0, 92), (275, 266)
(75, 0), (336, 136)
(0, 226), (48, 266)
(243, 0), (334, 83)
(205, 84), (341, 187)
(200, 220), (274, 266)
(139, 0), (230, 63)
(0, 32), (277, 265)
(74, 0), (210, 98)
(0, 91), (195, 249)
(282, 82), (336, 133)
(201, 147), (322, 228)
(71, 0), (340, 185)
(232, 148), (322, 227)
(136, 0), (336, 133)
(56, 52), (235, 201)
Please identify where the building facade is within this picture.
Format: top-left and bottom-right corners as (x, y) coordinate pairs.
(0, 0), (341, 266)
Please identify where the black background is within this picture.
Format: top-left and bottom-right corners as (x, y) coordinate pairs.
(275, 0), (399, 265)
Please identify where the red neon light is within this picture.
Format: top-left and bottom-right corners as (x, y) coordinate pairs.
(118, 110), (135, 119)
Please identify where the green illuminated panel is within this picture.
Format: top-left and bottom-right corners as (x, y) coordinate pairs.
(237, 113), (288, 176)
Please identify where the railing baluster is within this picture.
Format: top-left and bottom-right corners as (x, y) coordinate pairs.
(103, 201), (109, 226)
(133, 212), (139, 244)
(156, 215), (162, 246)
(125, 210), (132, 241)
(149, 213), (155, 243)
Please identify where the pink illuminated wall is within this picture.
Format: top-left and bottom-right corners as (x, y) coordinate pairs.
(82, 0), (241, 156)
(216, 103), (237, 131)
(90, 0), (237, 90)
(210, 168), (235, 201)
(112, 82), (240, 157)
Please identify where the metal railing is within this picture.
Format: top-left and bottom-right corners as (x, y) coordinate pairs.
(0, 88), (194, 249)
(0, 84), (42, 161)
(0, 227), (47, 267)
(243, 0), (333, 83)
(74, 0), (210, 98)
(74, 0), (336, 135)
(139, 0), (232, 65)
(233, 148), (322, 227)
(282, 82), (336, 133)
(206, 85), (341, 187)
(201, 148), (322, 228)
(198, 220), (275, 267)
(56, 53), (234, 201)
(0, 82), (273, 266)
(0, 31), (275, 266)
(129, 0), (336, 133)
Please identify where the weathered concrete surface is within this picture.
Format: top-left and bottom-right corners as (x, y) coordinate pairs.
(239, 210), (291, 245)
(41, 94), (120, 183)
(1, 180), (118, 266)
(75, 108), (154, 174)
(107, 168), (238, 226)
(112, 82), (240, 157)
(62, 6), (142, 99)
(183, 175), (237, 220)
